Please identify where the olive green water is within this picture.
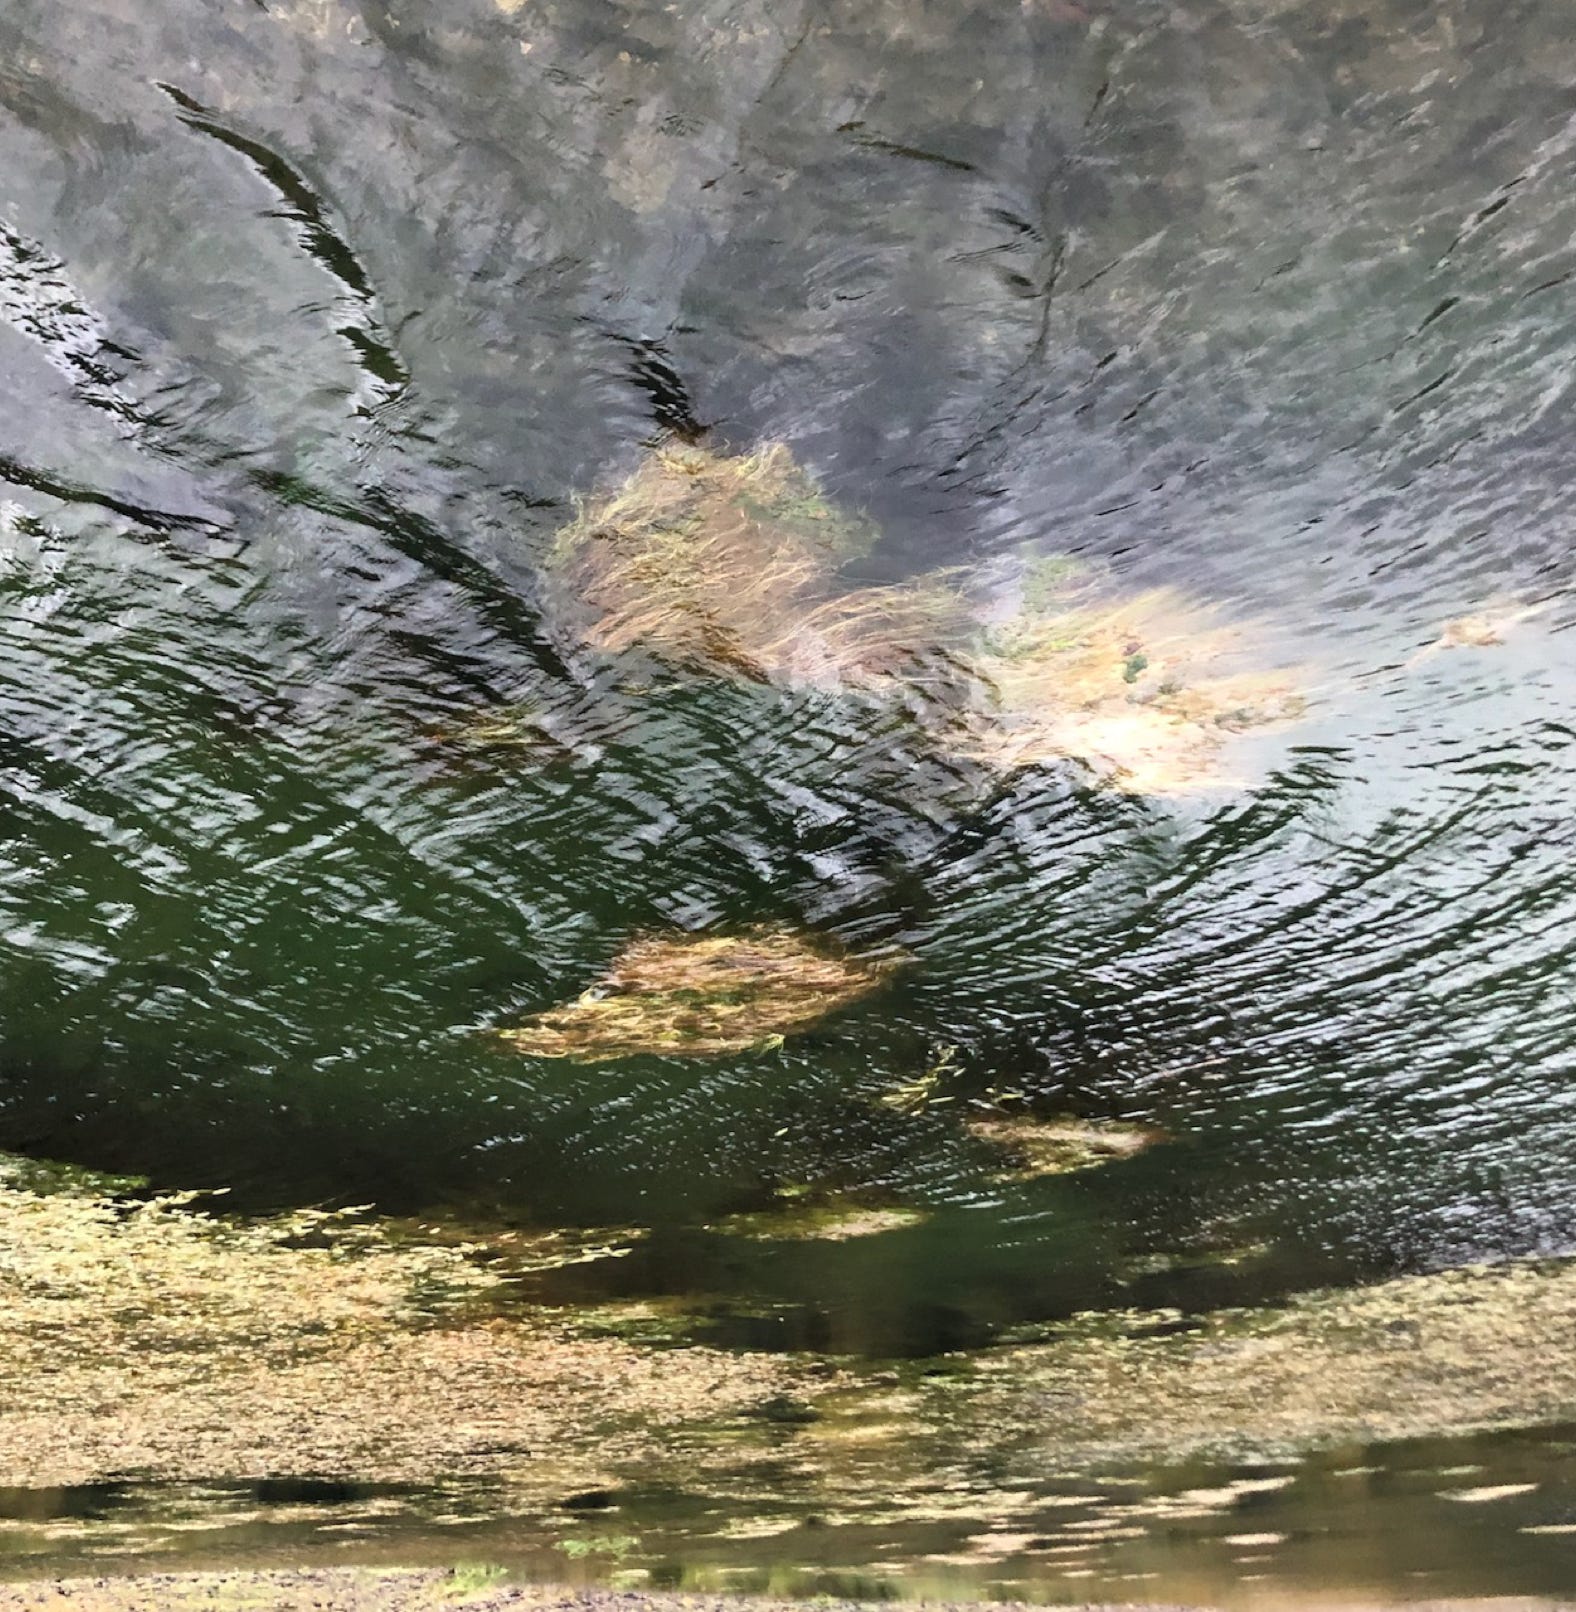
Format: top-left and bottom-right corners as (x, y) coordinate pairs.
(4, 0), (1576, 1598)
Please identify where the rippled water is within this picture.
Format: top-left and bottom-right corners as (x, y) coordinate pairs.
(4, 0), (1576, 1372)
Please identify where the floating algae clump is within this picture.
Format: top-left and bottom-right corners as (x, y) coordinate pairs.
(546, 442), (889, 683)
(957, 586), (1311, 795)
(495, 926), (895, 1061)
(545, 444), (1314, 795)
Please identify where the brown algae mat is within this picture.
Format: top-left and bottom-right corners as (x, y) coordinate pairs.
(0, 1579), (1566, 1612)
(819, 1257), (1576, 1492)
(493, 926), (896, 1060)
(8, 1147), (1576, 1500)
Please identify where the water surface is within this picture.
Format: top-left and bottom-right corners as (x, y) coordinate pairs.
(3, 0), (1576, 1558)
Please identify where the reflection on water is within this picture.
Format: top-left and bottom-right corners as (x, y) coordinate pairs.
(4, 0), (1576, 1593)
(5, 1425), (1576, 1607)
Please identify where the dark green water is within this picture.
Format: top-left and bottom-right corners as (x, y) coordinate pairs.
(4, 0), (1576, 1592)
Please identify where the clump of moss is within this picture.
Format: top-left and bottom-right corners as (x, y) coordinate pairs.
(494, 926), (897, 1061)
(966, 1115), (1161, 1181)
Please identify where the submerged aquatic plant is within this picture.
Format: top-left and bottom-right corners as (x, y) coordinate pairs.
(544, 444), (1314, 796)
(957, 587), (1311, 795)
(966, 1114), (1161, 1181)
(546, 442), (884, 683)
(494, 926), (896, 1061)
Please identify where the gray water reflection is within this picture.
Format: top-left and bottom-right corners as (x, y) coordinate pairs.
(2, 0), (1576, 1355)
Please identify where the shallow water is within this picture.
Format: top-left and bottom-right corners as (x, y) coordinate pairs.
(5, 1423), (1576, 1606)
(3, 0), (1576, 1589)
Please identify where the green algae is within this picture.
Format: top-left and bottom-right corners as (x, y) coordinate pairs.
(0, 1148), (149, 1198)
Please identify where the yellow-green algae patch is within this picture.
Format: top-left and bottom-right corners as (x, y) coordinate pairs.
(811, 1256), (1576, 1485)
(0, 1164), (803, 1490)
(546, 442), (889, 684)
(494, 926), (896, 1061)
(964, 1114), (1161, 1180)
(956, 585), (1312, 796)
(711, 1194), (928, 1242)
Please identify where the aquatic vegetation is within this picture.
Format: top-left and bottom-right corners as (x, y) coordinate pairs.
(494, 926), (896, 1060)
(545, 442), (887, 684)
(444, 1562), (511, 1598)
(875, 1043), (962, 1115)
(0, 1173), (799, 1489)
(1406, 598), (1551, 665)
(0, 1147), (147, 1197)
(957, 587), (1311, 795)
(547, 447), (1312, 795)
(427, 701), (570, 759)
(1018, 552), (1097, 617)
(1117, 1239), (1273, 1279)
(712, 1195), (927, 1242)
(0, 1571), (518, 1612)
(965, 1114), (1160, 1180)
(559, 1534), (640, 1559)
(906, 1254), (1576, 1471)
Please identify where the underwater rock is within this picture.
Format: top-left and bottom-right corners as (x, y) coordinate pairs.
(494, 926), (896, 1061)
(965, 1114), (1161, 1180)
